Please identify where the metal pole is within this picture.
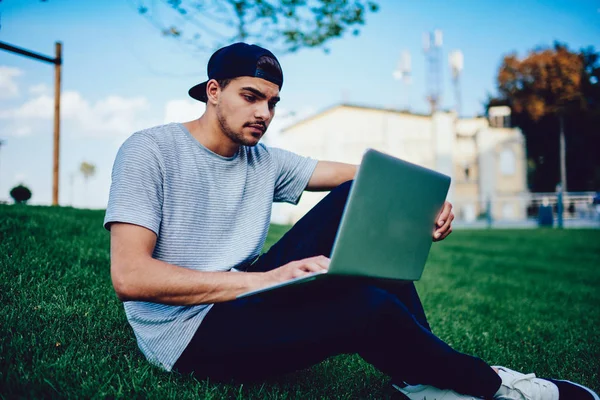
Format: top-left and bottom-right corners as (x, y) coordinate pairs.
(486, 196), (493, 228)
(0, 140), (4, 202)
(559, 114), (567, 193)
(0, 41), (56, 64)
(53, 42), (62, 206)
(557, 186), (564, 229)
(0, 40), (62, 206)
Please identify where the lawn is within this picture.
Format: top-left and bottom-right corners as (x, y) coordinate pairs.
(1, 204), (599, 399)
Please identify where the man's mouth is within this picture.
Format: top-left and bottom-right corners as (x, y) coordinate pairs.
(247, 124), (266, 133)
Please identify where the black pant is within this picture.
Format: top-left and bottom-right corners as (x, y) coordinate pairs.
(174, 181), (501, 398)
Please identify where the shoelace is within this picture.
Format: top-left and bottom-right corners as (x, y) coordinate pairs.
(506, 373), (552, 400)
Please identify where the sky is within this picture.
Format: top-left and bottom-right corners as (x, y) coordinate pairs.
(0, 0), (599, 209)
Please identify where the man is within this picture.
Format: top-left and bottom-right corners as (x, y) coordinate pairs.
(104, 43), (598, 400)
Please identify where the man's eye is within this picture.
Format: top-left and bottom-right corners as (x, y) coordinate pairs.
(244, 95), (255, 102)
(269, 102), (277, 109)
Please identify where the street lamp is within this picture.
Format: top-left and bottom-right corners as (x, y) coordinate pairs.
(393, 50), (412, 111)
(0, 139), (5, 203)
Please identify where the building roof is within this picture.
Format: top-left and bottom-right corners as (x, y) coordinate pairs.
(281, 102), (437, 133)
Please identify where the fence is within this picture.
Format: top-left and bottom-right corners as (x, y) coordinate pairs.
(451, 191), (600, 228)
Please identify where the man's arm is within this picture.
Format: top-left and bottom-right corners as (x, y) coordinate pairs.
(110, 223), (329, 305)
(305, 161), (358, 191)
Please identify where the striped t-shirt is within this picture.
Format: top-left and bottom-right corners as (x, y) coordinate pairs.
(103, 122), (318, 371)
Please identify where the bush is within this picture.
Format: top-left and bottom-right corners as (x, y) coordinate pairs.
(10, 184), (32, 204)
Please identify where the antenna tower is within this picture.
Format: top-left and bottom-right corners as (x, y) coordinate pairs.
(423, 30), (443, 114)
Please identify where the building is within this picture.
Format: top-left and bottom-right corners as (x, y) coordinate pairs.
(273, 103), (529, 224)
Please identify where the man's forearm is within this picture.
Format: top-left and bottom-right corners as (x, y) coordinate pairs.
(306, 161), (358, 191)
(112, 256), (266, 305)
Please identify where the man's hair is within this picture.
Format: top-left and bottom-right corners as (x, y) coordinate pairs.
(216, 55), (282, 91)
(256, 55), (283, 84)
(216, 79), (232, 90)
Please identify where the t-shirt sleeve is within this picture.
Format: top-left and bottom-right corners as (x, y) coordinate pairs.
(269, 147), (318, 204)
(103, 132), (164, 234)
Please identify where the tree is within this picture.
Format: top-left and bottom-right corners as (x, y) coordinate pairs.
(131, 0), (378, 53)
(79, 162), (96, 207)
(35, 0), (379, 53)
(10, 184), (32, 204)
(34, 0), (379, 53)
(492, 43), (600, 192)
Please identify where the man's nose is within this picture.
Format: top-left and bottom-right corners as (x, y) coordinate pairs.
(254, 101), (271, 121)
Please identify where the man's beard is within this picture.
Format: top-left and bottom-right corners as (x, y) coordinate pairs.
(216, 107), (265, 147)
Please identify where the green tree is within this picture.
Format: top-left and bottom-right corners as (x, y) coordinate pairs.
(35, 0), (378, 53)
(133, 0), (378, 53)
(10, 184), (32, 204)
(35, 0), (379, 53)
(491, 43), (600, 192)
(79, 162), (96, 207)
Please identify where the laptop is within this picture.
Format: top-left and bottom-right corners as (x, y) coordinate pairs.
(237, 148), (451, 299)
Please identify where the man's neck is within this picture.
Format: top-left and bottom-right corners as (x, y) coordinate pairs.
(183, 115), (240, 158)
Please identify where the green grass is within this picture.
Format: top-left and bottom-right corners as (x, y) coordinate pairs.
(1, 204), (599, 399)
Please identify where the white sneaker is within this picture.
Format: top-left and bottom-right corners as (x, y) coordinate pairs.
(494, 366), (559, 400)
(393, 383), (481, 400)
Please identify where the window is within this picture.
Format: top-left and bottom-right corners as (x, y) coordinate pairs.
(502, 203), (514, 219)
(499, 149), (516, 176)
(489, 106), (511, 128)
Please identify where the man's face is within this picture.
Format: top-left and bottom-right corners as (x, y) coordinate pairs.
(214, 76), (280, 147)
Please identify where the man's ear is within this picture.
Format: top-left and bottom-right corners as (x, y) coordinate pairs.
(206, 79), (220, 105)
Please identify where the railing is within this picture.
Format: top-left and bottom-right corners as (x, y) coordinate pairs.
(527, 192), (598, 220)
(451, 191), (600, 227)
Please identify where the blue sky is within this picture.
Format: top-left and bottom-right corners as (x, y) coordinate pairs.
(0, 0), (599, 208)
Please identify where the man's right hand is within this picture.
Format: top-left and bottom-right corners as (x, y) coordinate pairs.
(263, 255), (330, 285)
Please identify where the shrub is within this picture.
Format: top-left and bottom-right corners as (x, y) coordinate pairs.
(10, 184), (32, 204)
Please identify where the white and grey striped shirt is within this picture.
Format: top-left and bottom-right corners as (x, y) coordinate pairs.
(103, 122), (318, 371)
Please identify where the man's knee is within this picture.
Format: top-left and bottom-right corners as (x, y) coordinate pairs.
(328, 180), (354, 208)
(335, 179), (353, 195)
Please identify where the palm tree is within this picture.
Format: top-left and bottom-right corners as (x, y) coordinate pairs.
(79, 161), (96, 207)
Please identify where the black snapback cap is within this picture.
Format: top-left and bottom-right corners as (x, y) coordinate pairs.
(188, 42), (283, 102)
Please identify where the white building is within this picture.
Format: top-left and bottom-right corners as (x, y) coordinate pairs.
(273, 103), (529, 224)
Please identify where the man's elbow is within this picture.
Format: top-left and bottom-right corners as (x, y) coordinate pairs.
(111, 262), (138, 302)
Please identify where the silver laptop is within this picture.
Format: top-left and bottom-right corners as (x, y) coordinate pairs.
(237, 148), (451, 299)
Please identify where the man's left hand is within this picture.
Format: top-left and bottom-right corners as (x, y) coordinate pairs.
(433, 201), (454, 242)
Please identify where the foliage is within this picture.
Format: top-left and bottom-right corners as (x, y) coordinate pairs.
(1, 205), (599, 397)
(491, 43), (600, 191)
(79, 161), (96, 180)
(9, 184), (32, 204)
(497, 43), (585, 121)
(134, 0), (379, 53)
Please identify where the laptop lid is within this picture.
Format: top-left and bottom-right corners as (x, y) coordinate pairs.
(327, 149), (451, 281)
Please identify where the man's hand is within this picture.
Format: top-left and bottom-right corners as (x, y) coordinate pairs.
(433, 201), (454, 242)
(263, 255), (330, 285)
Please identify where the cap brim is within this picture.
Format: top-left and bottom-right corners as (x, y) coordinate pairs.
(189, 81), (208, 102)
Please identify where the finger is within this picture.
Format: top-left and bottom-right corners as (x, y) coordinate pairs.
(435, 212), (454, 236)
(433, 212), (454, 240)
(314, 255), (330, 270)
(436, 202), (452, 227)
(304, 255), (330, 270)
(440, 227), (453, 240)
(300, 262), (325, 273)
(291, 268), (311, 278)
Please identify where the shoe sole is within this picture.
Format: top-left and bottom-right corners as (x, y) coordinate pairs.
(391, 385), (411, 400)
(555, 380), (600, 400)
